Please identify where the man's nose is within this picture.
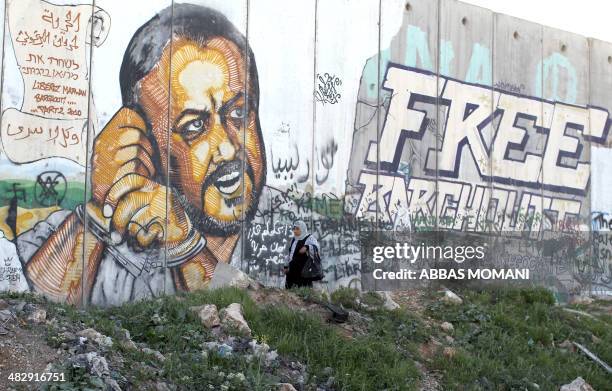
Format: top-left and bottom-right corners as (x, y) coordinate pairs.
(211, 121), (240, 164)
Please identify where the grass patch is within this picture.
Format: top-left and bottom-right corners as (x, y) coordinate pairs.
(29, 288), (420, 390)
(10, 286), (604, 390)
(290, 286), (328, 303)
(330, 287), (361, 310)
(251, 305), (420, 390)
(427, 287), (611, 390)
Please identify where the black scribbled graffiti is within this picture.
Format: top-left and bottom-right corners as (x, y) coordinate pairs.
(316, 139), (338, 185)
(314, 73), (342, 104)
(494, 81), (525, 94)
(34, 171), (66, 207)
(5, 183), (26, 240)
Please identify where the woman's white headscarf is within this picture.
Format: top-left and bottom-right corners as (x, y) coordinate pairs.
(285, 220), (319, 266)
(292, 220), (309, 240)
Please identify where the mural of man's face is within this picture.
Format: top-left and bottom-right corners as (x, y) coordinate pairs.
(138, 36), (265, 236)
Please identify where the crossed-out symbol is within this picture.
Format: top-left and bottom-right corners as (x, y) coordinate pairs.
(35, 171), (67, 207)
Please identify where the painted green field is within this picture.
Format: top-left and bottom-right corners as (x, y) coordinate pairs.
(0, 179), (87, 210)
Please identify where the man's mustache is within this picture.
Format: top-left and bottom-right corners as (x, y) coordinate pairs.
(170, 159), (257, 230)
(202, 160), (245, 194)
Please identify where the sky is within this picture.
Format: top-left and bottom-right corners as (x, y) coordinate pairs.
(465, 0), (612, 42)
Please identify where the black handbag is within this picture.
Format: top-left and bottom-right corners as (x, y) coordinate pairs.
(301, 240), (324, 281)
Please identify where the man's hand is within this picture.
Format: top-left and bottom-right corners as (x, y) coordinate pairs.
(90, 107), (195, 249)
(103, 174), (194, 248)
(299, 246), (308, 254)
(91, 107), (155, 207)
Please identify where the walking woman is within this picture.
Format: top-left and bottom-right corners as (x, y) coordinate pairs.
(284, 220), (319, 289)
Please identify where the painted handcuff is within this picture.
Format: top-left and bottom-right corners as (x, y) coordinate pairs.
(75, 203), (206, 278)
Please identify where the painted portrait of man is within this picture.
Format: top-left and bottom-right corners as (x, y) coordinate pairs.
(18, 3), (266, 305)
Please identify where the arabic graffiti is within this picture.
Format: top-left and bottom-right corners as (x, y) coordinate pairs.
(16, 7), (82, 51)
(315, 139), (338, 185)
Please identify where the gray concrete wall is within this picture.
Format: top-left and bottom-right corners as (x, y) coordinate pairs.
(0, 0), (609, 305)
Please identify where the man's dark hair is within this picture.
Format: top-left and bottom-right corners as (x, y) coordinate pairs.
(119, 3), (259, 110)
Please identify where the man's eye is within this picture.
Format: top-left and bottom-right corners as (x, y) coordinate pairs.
(229, 107), (245, 119)
(185, 119), (204, 132)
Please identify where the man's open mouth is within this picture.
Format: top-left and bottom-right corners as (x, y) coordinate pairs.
(207, 160), (244, 196)
(215, 171), (241, 195)
(174, 158), (260, 236)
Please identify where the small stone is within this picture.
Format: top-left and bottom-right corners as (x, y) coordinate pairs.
(278, 383), (297, 391)
(560, 377), (595, 391)
(27, 309), (47, 324)
(104, 377), (122, 391)
(249, 339), (270, 357)
(440, 321), (454, 333)
(219, 303), (251, 336)
(441, 289), (463, 305)
(442, 346), (456, 358)
(558, 340), (575, 352)
(77, 328), (113, 348)
(591, 334), (602, 344)
(266, 350), (279, 362)
(445, 335), (455, 344)
(211, 326), (224, 338)
(382, 292), (400, 310)
(86, 352), (109, 377)
(117, 328), (137, 350)
(569, 296), (594, 305)
(203, 341), (220, 351)
(155, 382), (172, 391)
(190, 304), (220, 328)
(13, 301), (26, 313)
(217, 343), (233, 357)
(59, 331), (76, 341)
(142, 347), (166, 362)
(0, 309), (13, 322)
(0, 299), (8, 309)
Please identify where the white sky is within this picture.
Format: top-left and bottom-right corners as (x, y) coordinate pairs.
(465, 0), (612, 42)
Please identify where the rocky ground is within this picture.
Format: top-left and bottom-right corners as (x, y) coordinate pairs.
(0, 286), (609, 391)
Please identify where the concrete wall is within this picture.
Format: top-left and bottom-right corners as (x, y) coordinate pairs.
(0, 0), (610, 305)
